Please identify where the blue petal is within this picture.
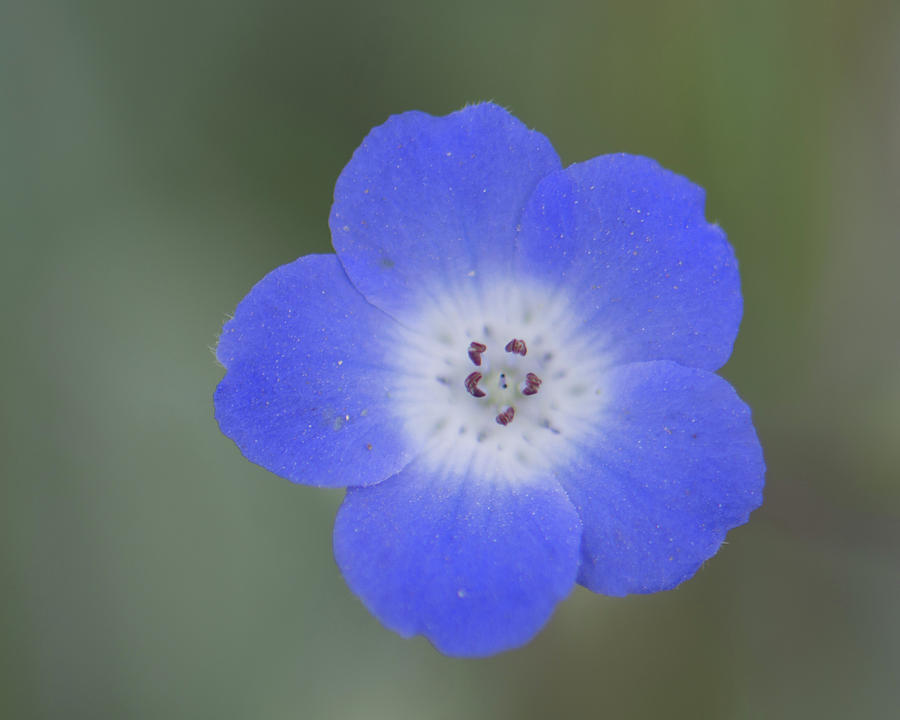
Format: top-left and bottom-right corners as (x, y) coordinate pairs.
(215, 255), (413, 487)
(516, 154), (742, 370)
(333, 461), (582, 656)
(329, 103), (561, 322)
(556, 361), (764, 596)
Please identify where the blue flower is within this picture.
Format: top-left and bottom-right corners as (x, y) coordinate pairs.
(214, 103), (765, 657)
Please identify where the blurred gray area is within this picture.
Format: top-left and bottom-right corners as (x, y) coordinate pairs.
(2, 1), (898, 718)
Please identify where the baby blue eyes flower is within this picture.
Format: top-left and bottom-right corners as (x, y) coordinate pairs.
(214, 103), (765, 657)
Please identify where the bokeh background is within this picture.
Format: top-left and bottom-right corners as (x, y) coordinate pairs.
(3, 1), (898, 718)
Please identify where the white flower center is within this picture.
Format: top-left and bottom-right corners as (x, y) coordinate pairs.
(389, 278), (612, 483)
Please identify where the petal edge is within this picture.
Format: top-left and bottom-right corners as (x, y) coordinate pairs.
(516, 154), (742, 370)
(330, 103), (562, 323)
(555, 361), (764, 596)
(334, 463), (582, 657)
(215, 254), (413, 487)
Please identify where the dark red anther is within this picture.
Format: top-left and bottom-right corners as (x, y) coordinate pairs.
(465, 371), (486, 398)
(504, 338), (527, 356)
(522, 372), (543, 396)
(468, 341), (487, 366)
(495, 406), (516, 426)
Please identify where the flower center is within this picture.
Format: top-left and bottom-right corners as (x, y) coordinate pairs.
(464, 339), (543, 426)
(387, 280), (611, 483)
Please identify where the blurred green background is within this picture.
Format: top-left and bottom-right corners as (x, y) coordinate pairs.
(3, 0), (898, 718)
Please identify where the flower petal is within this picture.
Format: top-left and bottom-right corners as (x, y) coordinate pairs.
(516, 154), (742, 370)
(214, 255), (413, 487)
(556, 361), (764, 596)
(330, 102), (561, 323)
(333, 461), (582, 657)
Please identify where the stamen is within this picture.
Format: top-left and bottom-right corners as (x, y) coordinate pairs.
(467, 341), (487, 366)
(495, 406), (516, 426)
(522, 372), (543, 396)
(505, 338), (527, 356)
(464, 371), (486, 398)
